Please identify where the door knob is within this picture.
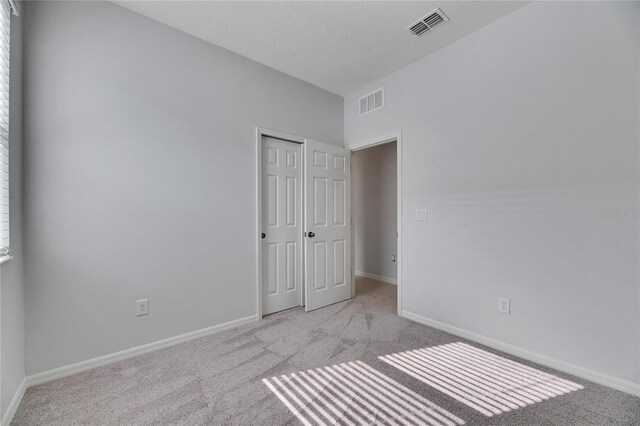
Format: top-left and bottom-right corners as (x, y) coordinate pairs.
(308, 232), (315, 238)
(261, 233), (266, 239)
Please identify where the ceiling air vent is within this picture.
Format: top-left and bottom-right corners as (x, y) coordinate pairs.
(407, 8), (449, 37)
(359, 88), (384, 116)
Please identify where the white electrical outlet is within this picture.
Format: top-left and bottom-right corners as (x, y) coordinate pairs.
(498, 297), (510, 314)
(416, 209), (428, 221)
(136, 299), (149, 316)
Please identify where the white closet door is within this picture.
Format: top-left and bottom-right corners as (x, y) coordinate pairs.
(261, 136), (302, 315)
(304, 140), (352, 311)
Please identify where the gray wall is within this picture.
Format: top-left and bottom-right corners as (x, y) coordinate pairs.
(23, 1), (343, 374)
(345, 1), (640, 385)
(1, 10), (24, 419)
(352, 142), (397, 280)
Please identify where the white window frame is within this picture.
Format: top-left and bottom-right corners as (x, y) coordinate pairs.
(0, 0), (16, 262)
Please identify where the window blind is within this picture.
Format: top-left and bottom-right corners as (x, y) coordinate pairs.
(0, 0), (10, 253)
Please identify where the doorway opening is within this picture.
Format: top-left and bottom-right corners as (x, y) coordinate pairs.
(350, 133), (401, 315)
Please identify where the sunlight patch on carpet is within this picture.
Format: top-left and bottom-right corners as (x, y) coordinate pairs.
(379, 342), (583, 417)
(263, 360), (465, 426)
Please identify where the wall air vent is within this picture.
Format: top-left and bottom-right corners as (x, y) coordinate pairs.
(359, 88), (384, 116)
(407, 8), (449, 37)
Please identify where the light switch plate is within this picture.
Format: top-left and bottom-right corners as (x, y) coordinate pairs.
(416, 209), (428, 221)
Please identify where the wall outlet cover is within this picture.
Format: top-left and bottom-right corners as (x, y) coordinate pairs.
(136, 298), (149, 316)
(416, 209), (428, 221)
(498, 297), (510, 314)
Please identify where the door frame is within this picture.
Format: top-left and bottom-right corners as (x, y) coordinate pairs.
(256, 127), (306, 319)
(347, 131), (402, 315)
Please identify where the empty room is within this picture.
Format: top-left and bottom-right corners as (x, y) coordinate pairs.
(1, 1), (639, 425)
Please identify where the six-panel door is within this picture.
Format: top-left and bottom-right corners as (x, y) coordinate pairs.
(261, 137), (303, 315)
(304, 140), (352, 311)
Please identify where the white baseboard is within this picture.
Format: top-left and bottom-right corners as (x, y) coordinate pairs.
(401, 310), (640, 398)
(1, 377), (27, 426)
(26, 314), (258, 387)
(356, 271), (397, 285)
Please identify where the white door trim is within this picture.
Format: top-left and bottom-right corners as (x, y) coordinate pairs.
(256, 127), (306, 319)
(348, 131), (402, 315)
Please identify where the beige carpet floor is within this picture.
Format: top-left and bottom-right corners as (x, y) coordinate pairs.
(12, 278), (640, 425)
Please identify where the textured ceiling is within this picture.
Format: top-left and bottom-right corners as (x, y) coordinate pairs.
(114, 1), (528, 96)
